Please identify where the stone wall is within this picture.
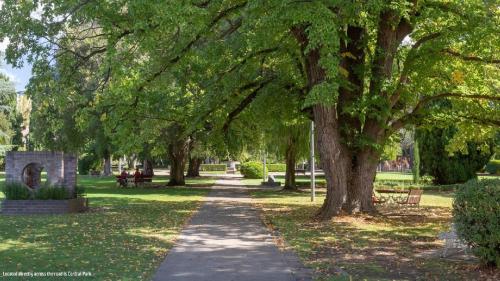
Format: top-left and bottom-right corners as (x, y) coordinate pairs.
(5, 151), (77, 194)
(1, 198), (88, 215)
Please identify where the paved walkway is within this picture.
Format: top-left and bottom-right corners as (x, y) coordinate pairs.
(153, 176), (312, 281)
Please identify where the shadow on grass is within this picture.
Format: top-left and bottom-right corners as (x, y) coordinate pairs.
(253, 190), (485, 281)
(0, 189), (208, 280)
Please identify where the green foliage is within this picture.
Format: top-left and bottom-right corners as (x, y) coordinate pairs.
(34, 184), (69, 200)
(267, 164), (286, 172)
(0, 69), (17, 146)
(381, 141), (402, 161)
(485, 160), (500, 175)
(417, 127), (493, 184)
(453, 179), (500, 267)
(199, 164), (227, 172)
(78, 153), (102, 175)
(240, 161), (267, 179)
(74, 185), (86, 198)
(2, 182), (32, 200)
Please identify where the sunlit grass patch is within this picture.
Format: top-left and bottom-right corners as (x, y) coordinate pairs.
(251, 189), (488, 280)
(0, 174), (209, 280)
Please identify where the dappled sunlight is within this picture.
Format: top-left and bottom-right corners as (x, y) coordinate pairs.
(250, 189), (493, 280)
(0, 175), (210, 280)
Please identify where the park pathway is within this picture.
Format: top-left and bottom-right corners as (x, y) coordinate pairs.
(153, 175), (312, 281)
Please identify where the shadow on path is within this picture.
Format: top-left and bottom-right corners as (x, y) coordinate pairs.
(153, 176), (312, 281)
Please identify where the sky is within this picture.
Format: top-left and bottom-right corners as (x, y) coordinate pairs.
(0, 0), (33, 92)
(0, 39), (32, 92)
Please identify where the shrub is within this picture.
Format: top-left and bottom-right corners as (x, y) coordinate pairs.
(417, 126), (493, 184)
(453, 179), (500, 266)
(485, 160), (500, 175)
(240, 161), (267, 179)
(74, 185), (86, 198)
(266, 164), (286, 172)
(78, 153), (101, 175)
(2, 182), (33, 200)
(199, 164), (227, 172)
(35, 184), (68, 200)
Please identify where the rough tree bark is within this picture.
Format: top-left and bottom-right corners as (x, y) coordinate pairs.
(313, 104), (353, 219)
(143, 158), (154, 177)
(283, 135), (297, 191)
(290, 9), (414, 219)
(103, 154), (112, 176)
(167, 139), (188, 186)
(187, 157), (202, 177)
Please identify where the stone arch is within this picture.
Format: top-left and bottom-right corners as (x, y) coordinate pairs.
(5, 151), (77, 194)
(22, 162), (45, 189)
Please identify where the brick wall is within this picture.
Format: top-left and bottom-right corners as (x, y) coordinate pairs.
(5, 151), (77, 190)
(1, 198), (88, 215)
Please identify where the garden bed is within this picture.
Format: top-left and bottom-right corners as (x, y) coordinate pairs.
(1, 197), (88, 215)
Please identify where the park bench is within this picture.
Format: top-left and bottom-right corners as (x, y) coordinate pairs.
(117, 175), (154, 187)
(372, 193), (387, 205)
(396, 189), (423, 207)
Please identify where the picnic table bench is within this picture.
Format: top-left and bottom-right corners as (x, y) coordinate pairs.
(116, 175), (154, 187)
(374, 189), (423, 207)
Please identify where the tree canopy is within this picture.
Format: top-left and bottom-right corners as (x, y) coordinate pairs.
(0, 0), (498, 218)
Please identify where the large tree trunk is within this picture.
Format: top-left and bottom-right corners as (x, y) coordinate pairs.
(143, 158), (154, 177)
(126, 155), (136, 170)
(168, 139), (188, 186)
(283, 136), (297, 191)
(344, 150), (379, 214)
(187, 157), (202, 177)
(314, 105), (353, 219)
(103, 154), (112, 176)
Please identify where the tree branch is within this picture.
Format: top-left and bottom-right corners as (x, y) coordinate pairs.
(222, 76), (276, 132)
(390, 92), (500, 130)
(443, 49), (500, 64)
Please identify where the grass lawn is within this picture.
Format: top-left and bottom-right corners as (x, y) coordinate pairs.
(251, 189), (496, 280)
(0, 174), (210, 280)
(241, 172), (414, 186)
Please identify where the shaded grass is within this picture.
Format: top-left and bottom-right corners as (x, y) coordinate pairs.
(251, 189), (494, 280)
(0, 173), (210, 280)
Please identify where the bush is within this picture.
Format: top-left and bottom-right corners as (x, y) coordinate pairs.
(74, 185), (86, 198)
(199, 164), (227, 172)
(2, 182), (33, 200)
(266, 164), (286, 172)
(240, 161), (267, 179)
(453, 179), (500, 266)
(35, 184), (69, 200)
(78, 153), (101, 175)
(485, 160), (500, 175)
(417, 126), (493, 184)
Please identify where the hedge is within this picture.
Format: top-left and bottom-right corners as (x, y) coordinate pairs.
(453, 179), (500, 266)
(485, 160), (500, 175)
(199, 164), (227, 172)
(2, 182), (33, 200)
(240, 161), (267, 179)
(266, 164), (286, 172)
(35, 184), (69, 200)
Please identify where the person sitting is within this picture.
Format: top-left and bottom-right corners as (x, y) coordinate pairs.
(133, 168), (143, 186)
(118, 169), (128, 187)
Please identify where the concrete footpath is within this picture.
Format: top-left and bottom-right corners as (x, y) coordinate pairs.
(153, 176), (312, 281)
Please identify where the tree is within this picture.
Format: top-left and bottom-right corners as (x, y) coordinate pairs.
(1, 1), (498, 219)
(417, 126), (493, 184)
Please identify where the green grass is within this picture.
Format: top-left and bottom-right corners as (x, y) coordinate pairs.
(241, 172), (413, 186)
(251, 189), (485, 280)
(0, 174), (210, 280)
